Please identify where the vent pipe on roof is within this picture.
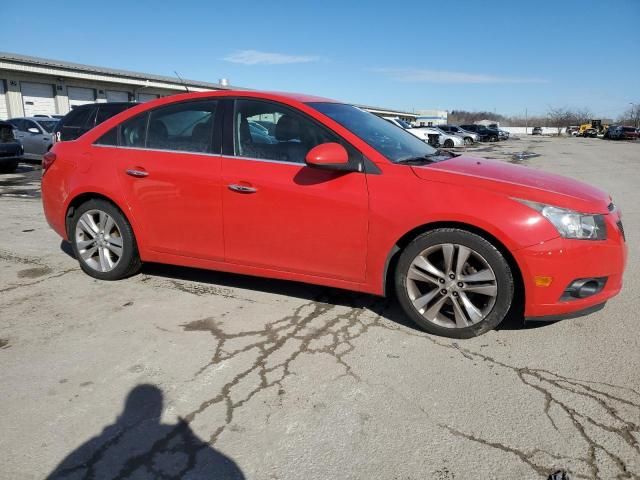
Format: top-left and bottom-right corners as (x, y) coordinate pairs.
(219, 78), (229, 87)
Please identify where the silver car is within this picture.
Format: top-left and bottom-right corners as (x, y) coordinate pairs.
(438, 125), (480, 144)
(7, 117), (58, 161)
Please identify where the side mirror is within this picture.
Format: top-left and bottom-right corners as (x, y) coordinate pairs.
(305, 142), (355, 171)
(28, 127), (40, 134)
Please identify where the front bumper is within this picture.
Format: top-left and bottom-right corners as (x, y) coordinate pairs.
(515, 215), (627, 319)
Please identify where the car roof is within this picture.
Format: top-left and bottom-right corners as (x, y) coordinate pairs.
(10, 116), (60, 122)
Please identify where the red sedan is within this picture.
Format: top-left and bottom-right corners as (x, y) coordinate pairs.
(41, 91), (627, 338)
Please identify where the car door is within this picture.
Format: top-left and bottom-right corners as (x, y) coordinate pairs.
(220, 98), (369, 283)
(93, 99), (225, 260)
(16, 120), (43, 159)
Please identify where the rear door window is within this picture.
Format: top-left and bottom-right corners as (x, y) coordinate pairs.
(120, 113), (148, 148)
(146, 100), (217, 153)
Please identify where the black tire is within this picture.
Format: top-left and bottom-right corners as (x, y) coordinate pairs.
(443, 139), (454, 148)
(464, 137), (473, 145)
(0, 161), (18, 173)
(394, 228), (514, 338)
(490, 135), (498, 142)
(70, 198), (141, 280)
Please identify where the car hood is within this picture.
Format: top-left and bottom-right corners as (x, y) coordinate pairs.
(411, 156), (611, 213)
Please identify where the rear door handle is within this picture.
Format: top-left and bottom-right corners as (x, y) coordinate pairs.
(126, 168), (149, 178)
(228, 184), (257, 193)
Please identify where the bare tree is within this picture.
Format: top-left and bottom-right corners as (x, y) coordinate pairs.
(546, 107), (572, 135)
(617, 104), (640, 128)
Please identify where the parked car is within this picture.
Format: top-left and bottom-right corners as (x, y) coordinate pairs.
(532, 126), (543, 135)
(619, 126), (639, 140)
(54, 102), (137, 142)
(607, 126), (639, 140)
(0, 120), (23, 173)
(383, 117), (452, 147)
(42, 91), (627, 339)
(34, 114), (65, 120)
(383, 117), (413, 130)
(437, 125), (479, 144)
(459, 124), (500, 142)
(7, 117), (58, 161)
(581, 128), (598, 138)
(411, 127), (465, 148)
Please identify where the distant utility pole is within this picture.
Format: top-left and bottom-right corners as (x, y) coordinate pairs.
(525, 108), (528, 135)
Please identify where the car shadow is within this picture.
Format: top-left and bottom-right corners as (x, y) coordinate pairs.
(45, 384), (245, 479)
(59, 240), (553, 335)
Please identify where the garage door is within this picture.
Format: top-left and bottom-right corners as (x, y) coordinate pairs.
(137, 93), (159, 102)
(68, 86), (95, 108)
(21, 82), (56, 117)
(0, 81), (8, 120)
(106, 90), (130, 102)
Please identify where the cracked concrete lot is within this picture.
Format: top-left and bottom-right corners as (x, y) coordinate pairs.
(0, 137), (639, 479)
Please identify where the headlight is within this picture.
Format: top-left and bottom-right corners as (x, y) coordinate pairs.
(516, 199), (607, 240)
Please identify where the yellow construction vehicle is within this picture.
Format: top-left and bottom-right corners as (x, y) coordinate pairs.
(578, 120), (607, 137)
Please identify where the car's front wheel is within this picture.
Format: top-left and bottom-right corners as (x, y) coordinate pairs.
(70, 199), (141, 280)
(395, 228), (514, 338)
(443, 139), (454, 148)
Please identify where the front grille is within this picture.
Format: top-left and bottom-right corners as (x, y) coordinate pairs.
(617, 220), (625, 241)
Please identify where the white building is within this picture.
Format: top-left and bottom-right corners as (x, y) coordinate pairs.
(0, 51), (236, 120)
(0, 51), (417, 122)
(413, 109), (448, 127)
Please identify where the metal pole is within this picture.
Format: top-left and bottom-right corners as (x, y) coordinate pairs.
(525, 108), (528, 135)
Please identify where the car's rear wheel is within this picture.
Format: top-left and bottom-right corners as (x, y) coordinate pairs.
(394, 228), (514, 338)
(443, 139), (454, 148)
(70, 199), (141, 280)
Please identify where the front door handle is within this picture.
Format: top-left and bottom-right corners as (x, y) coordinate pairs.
(126, 168), (149, 178)
(228, 184), (257, 194)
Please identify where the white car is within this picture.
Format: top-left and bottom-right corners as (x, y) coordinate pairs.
(383, 117), (464, 148)
(410, 126), (465, 148)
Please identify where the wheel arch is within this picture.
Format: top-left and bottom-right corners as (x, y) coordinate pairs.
(382, 221), (525, 316)
(65, 191), (133, 239)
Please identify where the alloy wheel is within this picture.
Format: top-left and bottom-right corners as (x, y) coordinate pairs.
(405, 243), (498, 329)
(74, 209), (124, 272)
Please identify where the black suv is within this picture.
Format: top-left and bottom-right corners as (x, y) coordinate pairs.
(0, 120), (23, 173)
(459, 124), (500, 142)
(54, 102), (137, 142)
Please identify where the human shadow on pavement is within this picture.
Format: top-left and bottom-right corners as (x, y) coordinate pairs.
(46, 384), (245, 480)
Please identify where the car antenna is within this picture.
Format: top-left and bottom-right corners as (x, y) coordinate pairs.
(174, 71), (190, 93)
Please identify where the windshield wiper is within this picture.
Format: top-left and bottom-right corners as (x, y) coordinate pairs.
(396, 155), (438, 165)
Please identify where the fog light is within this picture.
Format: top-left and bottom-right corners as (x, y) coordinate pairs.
(561, 277), (607, 301)
(535, 276), (553, 287)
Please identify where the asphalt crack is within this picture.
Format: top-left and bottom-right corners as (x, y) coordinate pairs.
(439, 343), (640, 479)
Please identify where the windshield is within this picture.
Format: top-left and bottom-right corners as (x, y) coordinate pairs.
(308, 103), (438, 163)
(37, 120), (58, 133)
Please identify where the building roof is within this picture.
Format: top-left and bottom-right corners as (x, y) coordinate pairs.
(0, 51), (237, 91)
(0, 51), (417, 118)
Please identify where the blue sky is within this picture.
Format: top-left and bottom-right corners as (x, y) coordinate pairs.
(3, 0), (639, 117)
